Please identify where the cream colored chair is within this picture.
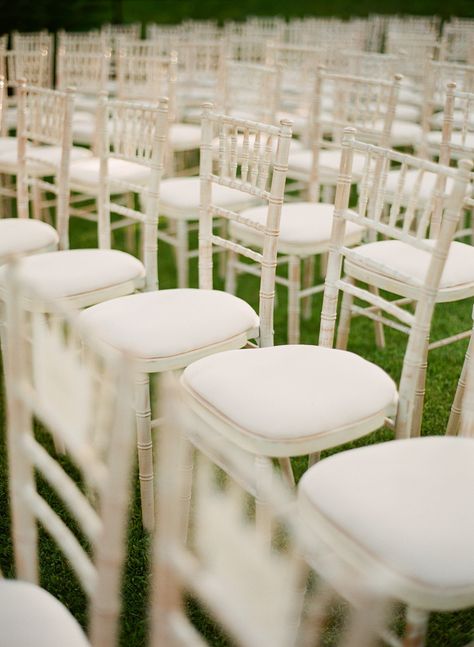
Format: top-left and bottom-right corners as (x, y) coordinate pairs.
(79, 107), (293, 530)
(1, 259), (135, 647)
(178, 130), (471, 543)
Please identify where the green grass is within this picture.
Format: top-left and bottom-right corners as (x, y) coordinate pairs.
(0, 212), (473, 645)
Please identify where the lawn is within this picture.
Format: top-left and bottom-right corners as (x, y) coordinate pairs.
(0, 209), (473, 645)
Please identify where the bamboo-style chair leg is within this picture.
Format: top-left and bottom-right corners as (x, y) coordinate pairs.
(225, 248), (238, 294)
(125, 192), (136, 254)
(135, 372), (155, 531)
(307, 451), (320, 468)
(403, 607), (429, 647)
(255, 455), (273, 545)
(278, 457), (295, 487)
(336, 277), (355, 350)
(302, 256), (315, 320)
(218, 218), (227, 281)
(410, 335), (430, 438)
(288, 255), (301, 345)
(176, 220), (189, 289)
(447, 331), (473, 436)
(178, 435), (194, 543)
(320, 252), (328, 279)
(1, 174), (13, 218)
(32, 182), (42, 221)
(369, 285), (386, 349)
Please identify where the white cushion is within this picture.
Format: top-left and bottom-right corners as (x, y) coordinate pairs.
(395, 104), (420, 122)
(298, 436), (474, 591)
(70, 157), (150, 190)
(0, 144), (93, 174)
(384, 168), (459, 206)
(387, 120), (423, 147)
(399, 86), (422, 106)
(0, 580), (90, 647)
(0, 136), (18, 153)
(427, 130), (474, 156)
(170, 122), (202, 151)
(159, 177), (259, 218)
(231, 202), (364, 254)
(431, 109), (474, 129)
(0, 218), (59, 258)
(288, 149), (367, 182)
(80, 289), (259, 360)
(182, 345), (397, 442)
(0, 249), (145, 299)
(347, 239), (474, 291)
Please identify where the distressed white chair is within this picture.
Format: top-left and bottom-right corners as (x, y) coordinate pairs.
(1, 260), (135, 647)
(11, 29), (54, 87)
(178, 130), (471, 541)
(152, 371), (390, 647)
(228, 69), (401, 343)
(79, 107), (293, 530)
(447, 305), (474, 437)
(298, 308), (474, 647)
(0, 82), (74, 269)
(348, 82), (474, 353)
(0, 96), (169, 361)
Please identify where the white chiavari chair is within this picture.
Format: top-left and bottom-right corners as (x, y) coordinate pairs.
(152, 371), (391, 647)
(0, 259), (135, 647)
(79, 107), (292, 530)
(439, 22), (474, 65)
(226, 69), (401, 343)
(373, 82), (474, 352)
(0, 95), (169, 361)
(298, 304), (474, 647)
(178, 131), (471, 538)
(56, 47), (111, 149)
(11, 30), (53, 87)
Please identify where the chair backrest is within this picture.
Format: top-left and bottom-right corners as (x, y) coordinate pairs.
(151, 372), (390, 647)
(199, 104), (292, 347)
(218, 60), (281, 125)
(304, 68), (401, 201)
(11, 31), (53, 86)
(16, 80), (75, 250)
(437, 82), (474, 164)
(116, 47), (177, 121)
(320, 128), (472, 438)
(4, 260), (135, 647)
(56, 29), (107, 55)
(56, 48), (110, 95)
(97, 95), (169, 289)
(0, 48), (50, 88)
(440, 23), (474, 65)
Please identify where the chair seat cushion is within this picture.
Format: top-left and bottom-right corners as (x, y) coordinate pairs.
(346, 239), (474, 293)
(0, 249), (145, 300)
(70, 157), (151, 190)
(0, 144), (93, 174)
(170, 122), (202, 151)
(384, 168), (459, 205)
(0, 218), (59, 258)
(0, 136), (18, 153)
(231, 202), (364, 254)
(182, 345), (397, 445)
(159, 177), (259, 217)
(0, 580), (90, 647)
(386, 120), (423, 147)
(427, 130), (474, 157)
(80, 289), (259, 360)
(298, 436), (474, 593)
(288, 149), (367, 182)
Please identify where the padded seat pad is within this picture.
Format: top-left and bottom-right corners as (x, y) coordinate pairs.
(0, 218), (59, 258)
(183, 345), (397, 441)
(0, 144), (92, 172)
(160, 177), (258, 216)
(231, 202), (363, 247)
(298, 436), (474, 589)
(288, 149), (367, 179)
(170, 122), (202, 151)
(80, 289), (259, 360)
(347, 240), (474, 290)
(70, 157), (151, 188)
(0, 580), (90, 647)
(0, 249), (145, 299)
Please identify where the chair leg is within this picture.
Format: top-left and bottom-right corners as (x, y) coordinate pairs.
(32, 183), (42, 221)
(278, 457), (295, 487)
(178, 434), (194, 543)
(176, 220), (189, 289)
(255, 455), (273, 545)
(447, 331), (473, 436)
(302, 256), (315, 321)
(403, 607), (429, 647)
(135, 373), (154, 531)
(288, 255), (301, 345)
(336, 277), (354, 350)
(369, 285), (386, 349)
(218, 219), (227, 281)
(225, 248), (238, 295)
(410, 337), (429, 438)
